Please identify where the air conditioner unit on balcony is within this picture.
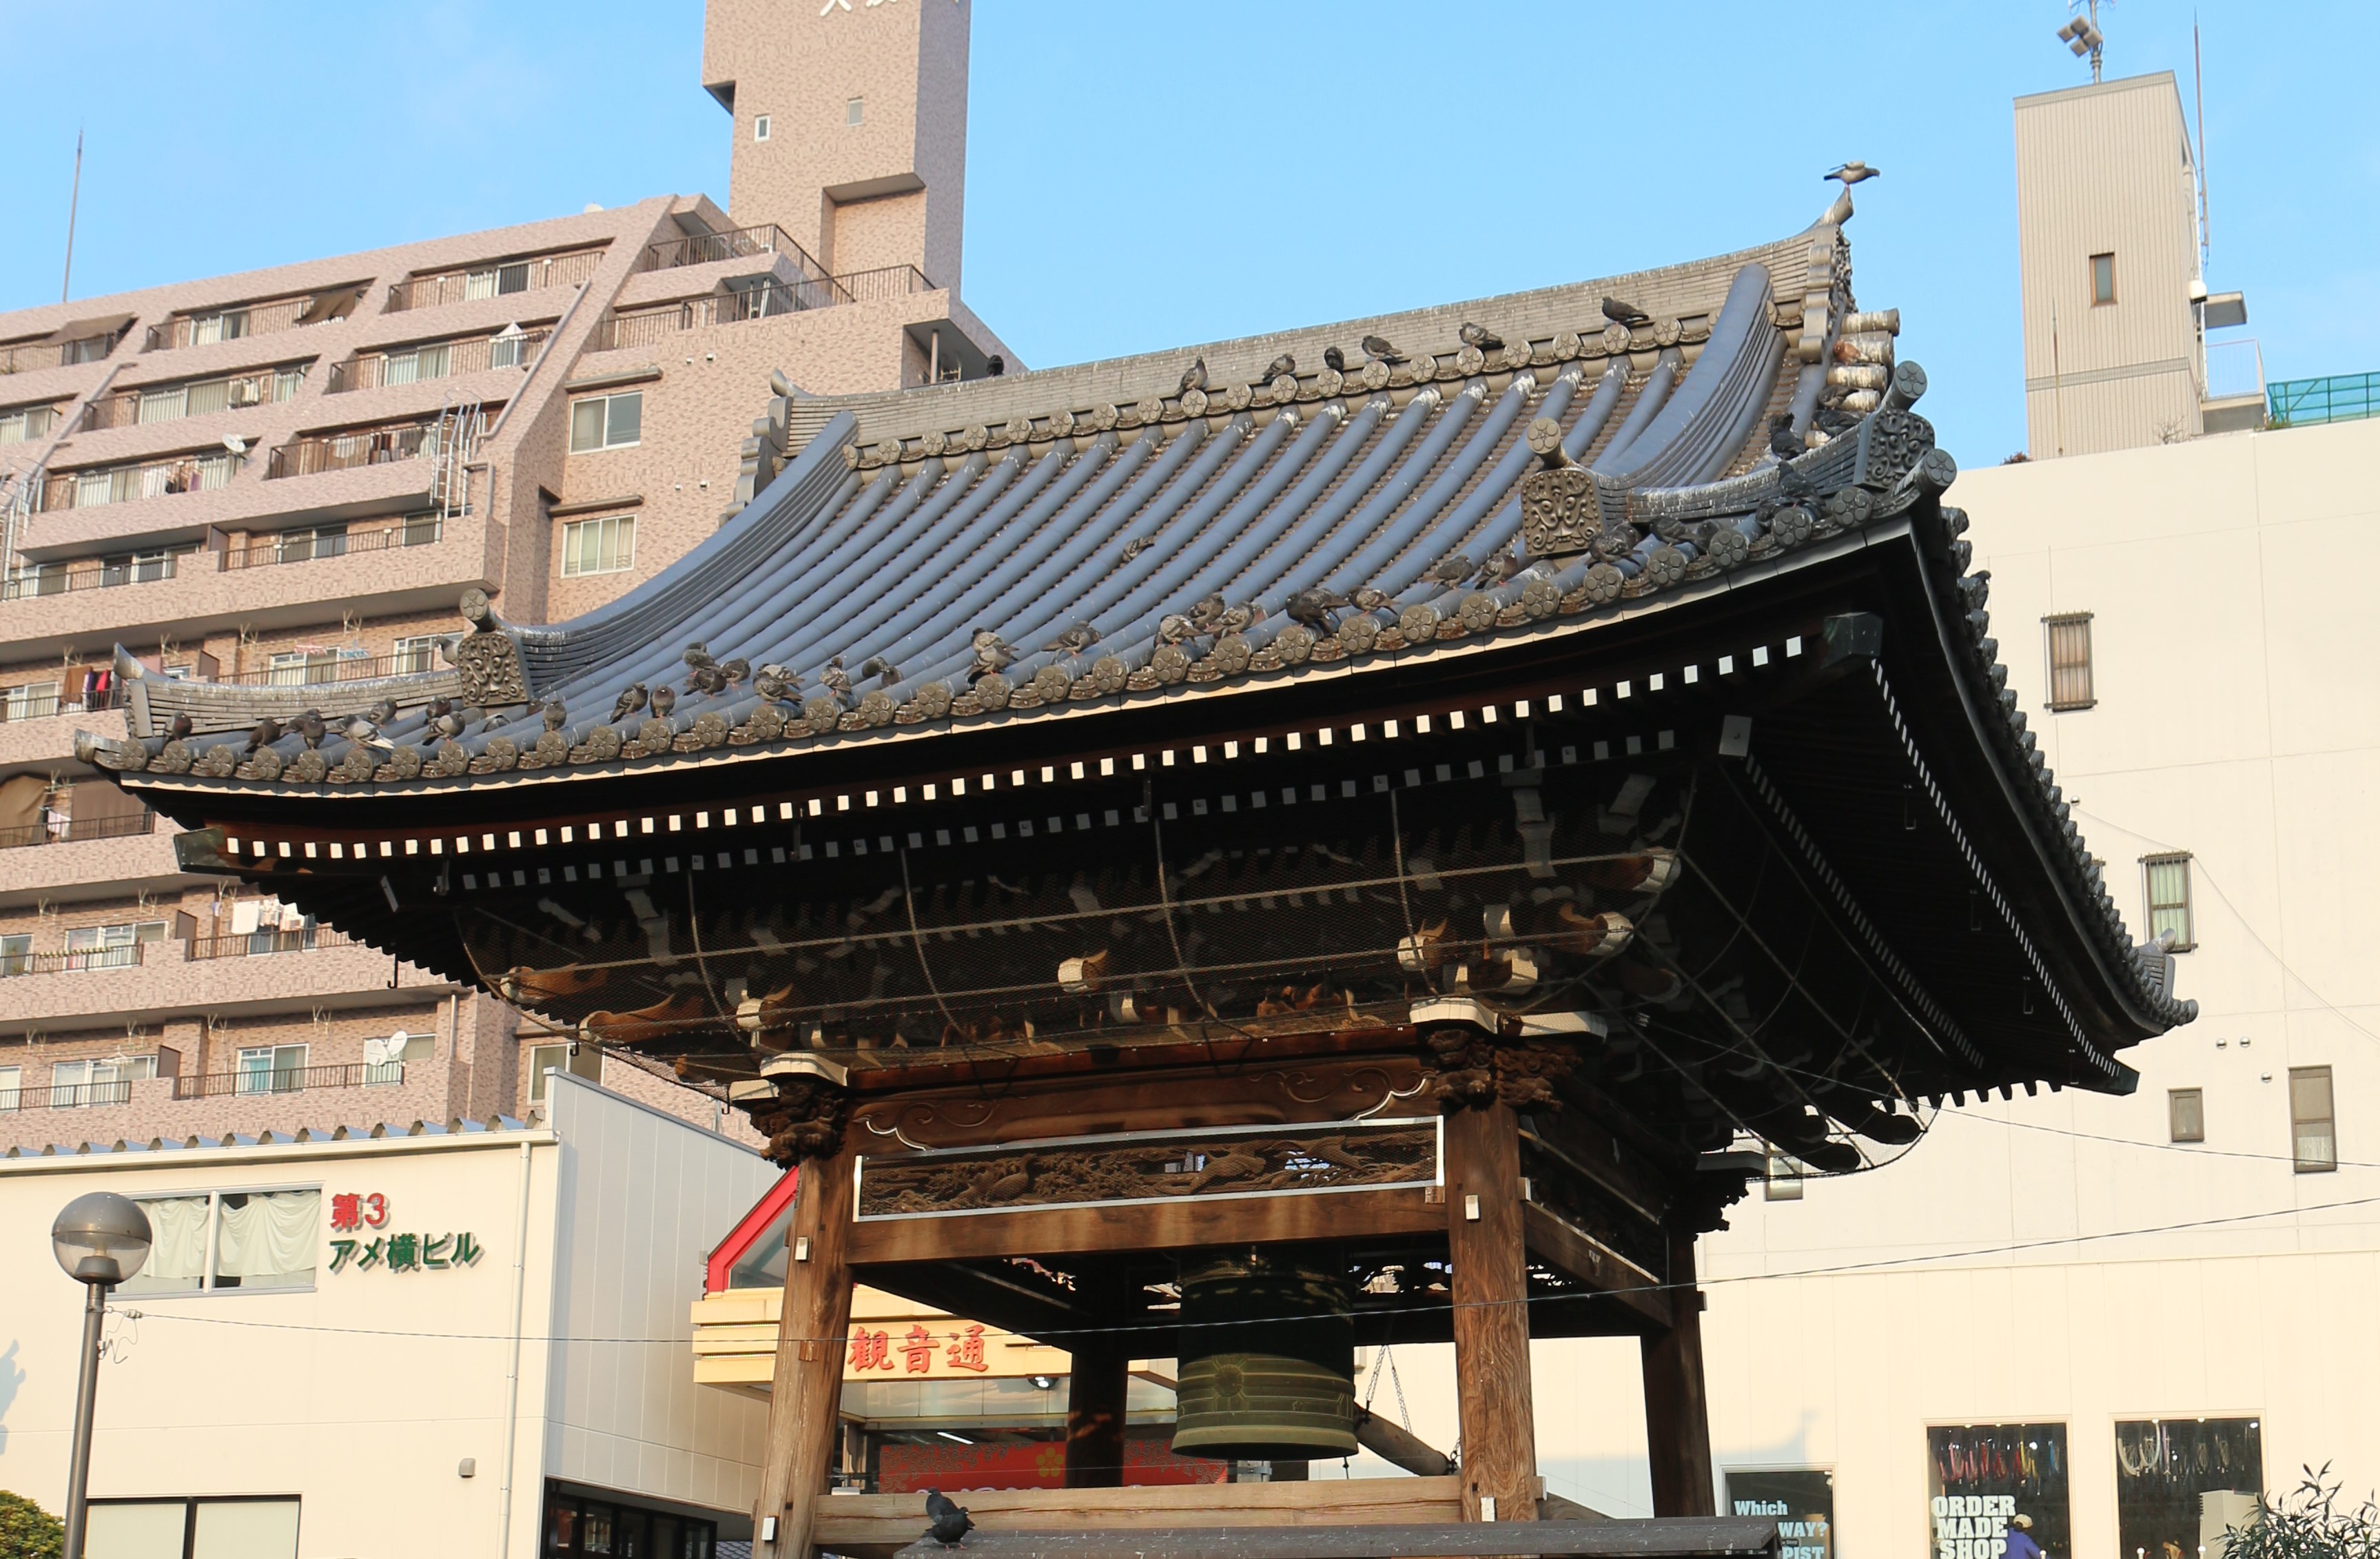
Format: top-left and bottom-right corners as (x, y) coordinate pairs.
(228, 378), (262, 407)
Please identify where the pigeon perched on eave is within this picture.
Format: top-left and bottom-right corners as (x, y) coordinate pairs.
(244, 715), (283, 753)
(1286, 587), (1346, 633)
(1473, 552), (1524, 589)
(1601, 296), (1652, 329)
(427, 710), (466, 742)
(542, 699), (568, 731)
(1262, 351), (1297, 381)
(167, 712), (193, 740)
(1187, 593), (1226, 626)
(682, 642), (714, 672)
(860, 655), (901, 689)
(295, 709), (326, 748)
(1120, 536), (1153, 562)
(924, 1489), (974, 1549)
(969, 630), (1015, 675)
(648, 685), (677, 718)
(757, 662), (799, 689)
(1459, 321), (1504, 352)
(1157, 614), (1196, 646)
(717, 658), (750, 686)
(1429, 553), (1475, 587)
(365, 697), (398, 726)
(1768, 412), (1806, 462)
(340, 715), (392, 750)
(611, 683), (648, 724)
(1043, 622), (1098, 656)
(1825, 161), (1880, 185)
(1360, 334), (1404, 365)
(1178, 357), (1209, 395)
(1351, 586), (1391, 613)
(1322, 345), (1347, 373)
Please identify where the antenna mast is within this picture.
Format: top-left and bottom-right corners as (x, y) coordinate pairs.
(2194, 14), (2210, 266)
(2056, 1), (2108, 85)
(60, 129), (83, 304)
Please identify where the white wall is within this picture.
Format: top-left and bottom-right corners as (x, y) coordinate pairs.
(542, 1073), (777, 1524)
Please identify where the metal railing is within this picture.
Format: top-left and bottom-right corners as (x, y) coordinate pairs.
(187, 926), (356, 961)
(0, 332), (121, 374)
(216, 646), (442, 686)
(2202, 338), (2264, 405)
(0, 1079), (139, 1110)
(0, 687), (61, 721)
(81, 368), (306, 430)
(146, 294), (329, 352)
(637, 223), (817, 274)
(595, 265), (934, 351)
(37, 452), (234, 511)
(329, 329), (548, 392)
(223, 516), (442, 569)
(0, 942), (149, 977)
(267, 412), (484, 480)
(172, 1060), (402, 1099)
(3, 550), (193, 600)
(387, 249), (606, 312)
(0, 811), (158, 852)
(2267, 371), (2380, 431)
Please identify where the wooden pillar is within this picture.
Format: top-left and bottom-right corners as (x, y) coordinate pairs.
(1640, 1227), (1716, 1518)
(1446, 1100), (1538, 1522)
(754, 1149), (857, 1559)
(1062, 1333), (1131, 1488)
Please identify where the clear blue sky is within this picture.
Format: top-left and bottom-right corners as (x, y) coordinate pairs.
(3, 1), (2373, 464)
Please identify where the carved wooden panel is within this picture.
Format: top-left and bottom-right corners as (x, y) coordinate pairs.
(856, 1117), (1440, 1221)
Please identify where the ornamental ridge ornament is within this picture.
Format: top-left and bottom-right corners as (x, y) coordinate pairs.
(1519, 416), (1599, 560)
(453, 591), (529, 708)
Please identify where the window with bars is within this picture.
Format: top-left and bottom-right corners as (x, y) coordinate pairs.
(561, 514), (636, 577)
(2143, 853), (2194, 950)
(2290, 1067), (2335, 1173)
(2045, 613), (2095, 710)
(2168, 1088), (2205, 1143)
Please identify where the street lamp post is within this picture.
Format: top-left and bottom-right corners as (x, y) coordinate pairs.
(50, 1191), (152, 1559)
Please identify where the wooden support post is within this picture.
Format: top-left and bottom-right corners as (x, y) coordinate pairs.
(755, 1149), (857, 1559)
(1446, 1101), (1537, 1522)
(1639, 1228), (1715, 1518)
(1063, 1332), (1131, 1488)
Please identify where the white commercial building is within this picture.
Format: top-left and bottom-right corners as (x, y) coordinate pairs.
(0, 1072), (775, 1558)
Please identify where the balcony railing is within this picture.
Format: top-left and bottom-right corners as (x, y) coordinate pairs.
(329, 329), (548, 393)
(637, 223), (821, 275)
(37, 451), (234, 511)
(266, 411), (484, 480)
(387, 249), (605, 313)
(145, 291), (356, 352)
(215, 645), (442, 686)
(0, 942), (149, 977)
(596, 265), (934, 351)
(187, 926), (356, 961)
(0, 331), (122, 374)
(81, 367), (307, 431)
(3, 549), (195, 600)
(223, 516), (443, 569)
(174, 1060), (403, 1100)
(0, 810), (158, 852)
(0, 1079), (139, 1110)
(2268, 371), (2380, 431)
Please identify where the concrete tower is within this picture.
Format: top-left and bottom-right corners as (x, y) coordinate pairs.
(703, 0), (972, 292)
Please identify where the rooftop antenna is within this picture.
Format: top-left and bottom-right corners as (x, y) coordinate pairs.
(2057, 1), (2108, 84)
(60, 128), (83, 304)
(2193, 12), (2210, 265)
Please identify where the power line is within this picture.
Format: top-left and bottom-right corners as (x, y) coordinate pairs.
(112, 1185), (2380, 1350)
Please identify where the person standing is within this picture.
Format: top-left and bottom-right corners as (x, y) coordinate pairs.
(2008, 1513), (2046, 1559)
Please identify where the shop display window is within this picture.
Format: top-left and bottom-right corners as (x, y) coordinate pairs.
(1727, 1469), (1834, 1559)
(2115, 1418), (2263, 1559)
(1929, 1423), (2071, 1559)
(542, 1487), (714, 1559)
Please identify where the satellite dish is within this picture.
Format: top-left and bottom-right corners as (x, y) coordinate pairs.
(222, 434), (248, 456)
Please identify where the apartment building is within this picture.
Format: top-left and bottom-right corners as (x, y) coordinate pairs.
(0, 0), (1003, 1150)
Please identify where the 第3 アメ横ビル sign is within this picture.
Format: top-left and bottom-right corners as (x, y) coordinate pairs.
(1933, 1494), (2018, 1559)
(325, 1190), (485, 1274)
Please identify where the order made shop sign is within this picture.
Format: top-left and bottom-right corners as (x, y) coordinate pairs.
(325, 1190), (486, 1274)
(1935, 1494), (2022, 1559)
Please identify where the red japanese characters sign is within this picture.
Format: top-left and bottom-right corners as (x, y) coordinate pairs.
(847, 1323), (992, 1378)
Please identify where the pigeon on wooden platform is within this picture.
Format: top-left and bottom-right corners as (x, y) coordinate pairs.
(1824, 160), (1880, 185)
(923, 1489), (973, 1549)
(1178, 357), (1209, 395)
(1322, 345), (1346, 373)
(1767, 412), (1805, 462)
(1262, 351), (1297, 381)
(1601, 296), (1652, 329)
(611, 684), (648, 724)
(1459, 321), (1504, 352)
(1360, 334), (1404, 365)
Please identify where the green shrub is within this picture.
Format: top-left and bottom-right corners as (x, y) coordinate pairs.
(0, 1491), (63, 1559)
(2224, 1468), (2380, 1559)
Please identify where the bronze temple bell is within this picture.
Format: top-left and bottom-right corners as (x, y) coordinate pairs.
(1170, 1252), (1359, 1463)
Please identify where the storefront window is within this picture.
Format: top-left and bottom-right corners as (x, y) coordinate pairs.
(1727, 1469), (1833, 1559)
(542, 1489), (717, 1559)
(1929, 1423), (2071, 1559)
(2116, 1418), (2263, 1559)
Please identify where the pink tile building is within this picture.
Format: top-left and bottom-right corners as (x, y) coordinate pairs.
(0, 0), (1004, 1150)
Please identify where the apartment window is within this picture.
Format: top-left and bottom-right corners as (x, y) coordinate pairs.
(50, 1054), (157, 1109)
(569, 390), (642, 452)
(0, 1065), (17, 1110)
(364, 1030), (432, 1086)
(63, 919), (165, 971)
(753, 114), (772, 141)
(1763, 1148), (1804, 1201)
(2044, 612), (2094, 710)
(464, 261), (533, 301)
(2143, 853), (2194, 950)
(187, 309), (251, 346)
(121, 1190), (320, 1294)
(847, 96), (865, 125)
(236, 1043), (310, 1095)
(0, 935), (28, 978)
(2091, 252), (2117, 305)
(88, 1499), (301, 1559)
(0, 405), (54, 445)
(2290, 1066), (2336, 1173)
(562, 513), (636, 577)
(1, 682), (59, 720)
(2168, 1087), (2205, 1143)
(489, 328), (533, 370)
(529, 1041), (602, 1103)
(392, 634), (442, 674)
(380, 342), (452, 387)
